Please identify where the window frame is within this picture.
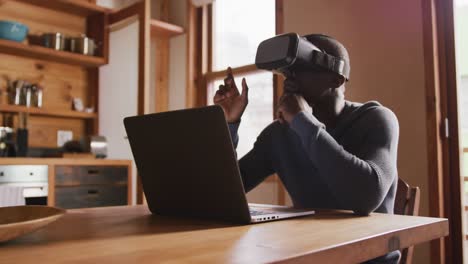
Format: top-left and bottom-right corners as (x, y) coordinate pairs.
(187, 0), (286, 205)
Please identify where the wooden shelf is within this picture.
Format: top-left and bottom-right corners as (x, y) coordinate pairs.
(464, 177), (468, 181)
(13, 0), (111, 16)
(464, 148), (468, 153)
(0, 104), (97, 119)
(0, 39), (106, 68)
(150, 19), (184, 38)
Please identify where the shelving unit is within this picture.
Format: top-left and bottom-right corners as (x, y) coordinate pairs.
(14, 0), (111, 16)
(0, 39), (107, 68)
(0, 104), (97, 119)
(0, 0), (109, 148)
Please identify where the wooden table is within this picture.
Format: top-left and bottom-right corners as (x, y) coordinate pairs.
(0, 205), (448, 263)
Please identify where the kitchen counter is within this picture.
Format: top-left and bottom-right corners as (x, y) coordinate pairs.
(0, 158), (133, 207)
(0, 158), (132, 166)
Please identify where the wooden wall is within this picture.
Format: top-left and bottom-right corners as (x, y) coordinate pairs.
(0, 1), (90, 148)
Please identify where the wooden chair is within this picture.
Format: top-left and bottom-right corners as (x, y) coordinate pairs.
(394, 178), (421, 264)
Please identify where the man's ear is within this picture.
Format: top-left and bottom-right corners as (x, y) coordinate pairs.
(331, 74), (345, 88)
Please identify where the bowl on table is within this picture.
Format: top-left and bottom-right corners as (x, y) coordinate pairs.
(0, 205), (66, 243)
(0, 20), (29, 42)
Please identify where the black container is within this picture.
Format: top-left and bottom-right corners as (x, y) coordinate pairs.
(16, 128), (28, 157)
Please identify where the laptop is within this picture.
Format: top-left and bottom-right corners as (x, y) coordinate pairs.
(123, 105), (315, 224)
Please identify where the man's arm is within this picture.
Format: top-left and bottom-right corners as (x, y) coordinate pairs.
(214, 67), (273, 192)
(228, 122), (275, 192)
(290, 107), (399, 215)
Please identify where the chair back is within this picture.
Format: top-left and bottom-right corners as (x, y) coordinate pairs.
(394, 178), (420, 264)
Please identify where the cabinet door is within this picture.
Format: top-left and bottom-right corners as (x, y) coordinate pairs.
(99, 22), (138, 204)
(99, 21), (138, 156)
(99, 1), (151, 205)
(55, 185), (127, 209)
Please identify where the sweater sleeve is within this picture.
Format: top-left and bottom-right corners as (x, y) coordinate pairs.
(228, 122), (240, 148)
(228, 122), (275, 192)
(290, 108), (399, 215)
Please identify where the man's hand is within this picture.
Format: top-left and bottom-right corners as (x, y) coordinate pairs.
(213, 67), (249, 123)
(277, 93), (311, 124)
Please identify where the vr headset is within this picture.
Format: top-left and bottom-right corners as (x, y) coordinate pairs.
(255, 33), (350, 80)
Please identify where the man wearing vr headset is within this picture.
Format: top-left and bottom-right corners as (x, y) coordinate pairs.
(214, 33), (400, 264)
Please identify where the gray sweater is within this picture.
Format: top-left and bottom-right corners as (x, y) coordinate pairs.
(229, 101), (400, 263)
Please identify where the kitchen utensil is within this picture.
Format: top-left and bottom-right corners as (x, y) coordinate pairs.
(0, 126), (15, 157)
(72, 97), (84, 111)
(16, 128), (28, 157)
(16, 112), (28, 157)
(41, 33), (66, 51)
(31, 84), (43, 108)
(69, 35), (98, 56)
(0, 206), (66, 243)
(24, 85), (32, 107)
(0, 20), (28, 42)
(12, 80), (24, 105)
(89, 136), (107, 158)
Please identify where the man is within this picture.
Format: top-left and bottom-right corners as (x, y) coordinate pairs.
(214, 34), (400, 264)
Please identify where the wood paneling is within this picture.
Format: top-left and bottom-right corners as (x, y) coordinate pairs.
(0, 54), (91, 136)
(26, 116), (85, 148)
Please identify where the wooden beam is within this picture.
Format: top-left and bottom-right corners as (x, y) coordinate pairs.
(205, 64), (260, 82)
(151, 20), (184, 37)
(109, 1), (141, 25)
(138, 0), (151, 116)
(421, 0), (446, 262)
(422, 0), (464, 262)
(153, 0), (169, 113)
(186, 1), (201, 108)
(135, 0), (151, 204)
(275, 0), (286, 206)
(47, 165), (55, 207)
(154, 37), (169, 113)
(160, 0), (170, 20)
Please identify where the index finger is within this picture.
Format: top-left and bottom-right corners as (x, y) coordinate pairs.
(225, 67), (240, 94)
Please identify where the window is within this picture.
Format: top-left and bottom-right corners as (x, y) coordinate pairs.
(207, 0), (276, 157)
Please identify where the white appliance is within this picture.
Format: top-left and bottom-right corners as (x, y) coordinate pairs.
(0, 165), (48, 205)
